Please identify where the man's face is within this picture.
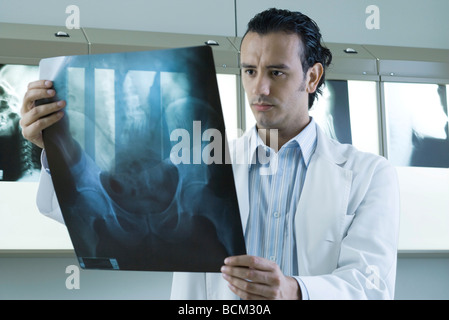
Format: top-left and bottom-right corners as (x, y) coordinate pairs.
(240, 31), (312, 135)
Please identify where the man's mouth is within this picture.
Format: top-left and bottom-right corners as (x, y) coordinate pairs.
(252, 102), (274, 112)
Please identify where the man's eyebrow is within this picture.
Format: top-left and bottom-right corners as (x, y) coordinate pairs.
(240, 63), (290, 69)
(267, 64), (290, 69)
(241, 63), (255, 69)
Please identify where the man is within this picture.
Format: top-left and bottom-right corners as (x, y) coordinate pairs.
(21, 8), (400, 299)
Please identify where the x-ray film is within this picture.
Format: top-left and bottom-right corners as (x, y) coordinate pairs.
(385, 82), (449, 168)
(39, 46), (246, 272)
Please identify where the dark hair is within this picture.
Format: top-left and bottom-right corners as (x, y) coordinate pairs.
(243, 8), (332, 109)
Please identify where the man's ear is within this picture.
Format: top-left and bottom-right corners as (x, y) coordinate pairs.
(305, 63), (324, 94)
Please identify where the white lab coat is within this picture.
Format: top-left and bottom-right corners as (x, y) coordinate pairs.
(36, 125), (400, 300)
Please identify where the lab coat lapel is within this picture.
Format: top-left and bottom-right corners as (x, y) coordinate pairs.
(295, 128), (353, 275)
(230, 130), (253, 233)
(231, 126), (353, 272)
(233, 163), (249, 232)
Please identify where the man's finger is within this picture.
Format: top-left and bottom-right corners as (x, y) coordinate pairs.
(224, 255), (277, 271)
(224, 274), (269, 300)
(20, 111), (64, 148)
(222, 264), (274, 287)
(27, 80), (53, 90)
(20, 100), (65, 127)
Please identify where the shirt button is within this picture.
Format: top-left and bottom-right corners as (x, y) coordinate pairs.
(269, 256), (276, 262)
(273, 212), (280, 218)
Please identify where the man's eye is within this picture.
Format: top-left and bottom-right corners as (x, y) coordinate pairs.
(272, 71), (284, 77)
(245, 69), (255, 76)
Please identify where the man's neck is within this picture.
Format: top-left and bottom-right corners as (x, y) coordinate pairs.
(256, 117), (311, 152)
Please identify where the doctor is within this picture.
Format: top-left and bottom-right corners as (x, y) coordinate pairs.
(20, 8), (400, 299)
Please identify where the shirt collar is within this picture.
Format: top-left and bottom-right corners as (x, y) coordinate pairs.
(248, 117), (317, 168)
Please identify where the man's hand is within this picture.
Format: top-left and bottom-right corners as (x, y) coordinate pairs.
(221, 255), (302, 300)
(20, 80), (65, 149)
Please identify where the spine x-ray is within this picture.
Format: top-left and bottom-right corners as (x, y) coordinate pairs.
(39, 46), (246, 272)
(0, 64), (41, 182)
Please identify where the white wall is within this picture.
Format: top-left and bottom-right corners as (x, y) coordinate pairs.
(1, 255), (448, 300)
(0, 256), (172, 299)
(1, 0), (448, 49)
(0, 0), (236, 36)
(395, 257), (449, 300)
(235, 0), (449, 49)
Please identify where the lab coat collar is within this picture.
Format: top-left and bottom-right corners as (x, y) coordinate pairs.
(232, 122), (350, 233)
(245, 117), (318, 170)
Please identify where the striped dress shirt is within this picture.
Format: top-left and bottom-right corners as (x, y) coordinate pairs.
(245, 118), (317, 277)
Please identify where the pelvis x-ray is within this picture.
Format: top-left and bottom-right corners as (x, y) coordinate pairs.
(39, 46), (246, 272)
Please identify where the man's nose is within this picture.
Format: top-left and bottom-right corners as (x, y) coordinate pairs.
(252, 74), (270, 96)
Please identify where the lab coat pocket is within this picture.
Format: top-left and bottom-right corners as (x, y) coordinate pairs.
(341, 214), (355, 239)
(324, 213), (354, 243)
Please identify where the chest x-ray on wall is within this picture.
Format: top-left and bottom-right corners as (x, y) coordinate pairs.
(309, 80), (352, 144)
(0, 64), (41, 182)
(39, 46), (246, 272)
(310, 80), (380, 155)
(386, 83), (449, 250)
(385, 83), (449, 168)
